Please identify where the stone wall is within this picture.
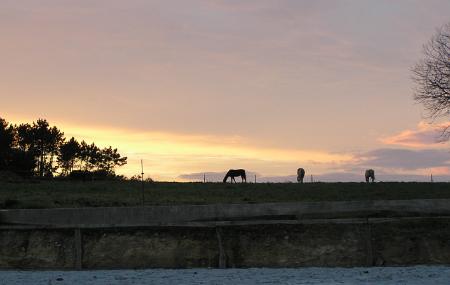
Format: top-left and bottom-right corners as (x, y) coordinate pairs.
(1, 218), (450, 269)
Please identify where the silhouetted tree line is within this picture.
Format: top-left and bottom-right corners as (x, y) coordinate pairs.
(0, 117), (127, 178)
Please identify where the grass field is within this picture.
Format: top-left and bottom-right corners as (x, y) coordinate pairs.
(1, 180), (450, 209)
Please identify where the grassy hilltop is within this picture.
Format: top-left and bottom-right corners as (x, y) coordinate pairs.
(1, 180), (450, 209)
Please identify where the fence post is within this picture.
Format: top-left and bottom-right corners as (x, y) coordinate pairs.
(141, 159), (145, 207)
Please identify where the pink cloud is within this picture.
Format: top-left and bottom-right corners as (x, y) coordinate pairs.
(424, 166), (450, 176)
(380, 122), (450, 148)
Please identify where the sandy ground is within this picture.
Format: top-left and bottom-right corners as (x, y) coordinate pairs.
(0, 266), (449, 285)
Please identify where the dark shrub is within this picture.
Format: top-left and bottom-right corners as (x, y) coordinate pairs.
(69, 170), (93, 181)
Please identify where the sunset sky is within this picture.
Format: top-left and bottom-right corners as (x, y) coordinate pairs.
(2, 0), (450, 181)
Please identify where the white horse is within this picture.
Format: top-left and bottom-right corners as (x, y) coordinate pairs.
(365, 169), (375, 183)
(297, 168), (305, 183)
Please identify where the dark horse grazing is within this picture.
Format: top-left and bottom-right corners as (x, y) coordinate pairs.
(223, 169), (247, 183)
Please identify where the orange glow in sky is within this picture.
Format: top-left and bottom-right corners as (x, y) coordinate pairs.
(41, 119), (354, 180)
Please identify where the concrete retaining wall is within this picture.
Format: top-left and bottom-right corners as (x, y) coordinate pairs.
(2, 200), (450, 269)
(1, 217), (450, 269)
(2, 199), (450, 227)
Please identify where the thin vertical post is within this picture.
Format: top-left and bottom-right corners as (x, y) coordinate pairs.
(254, 174), (256, 184)
(74, 228), (82, 270)
(216, 227), (226, 268)
(431, 173), (434, 182)
(204, 173), (206, 183)
(365, 219), (374, 266)
(141, 159), (145, 207)
(310, 174), (313, 183)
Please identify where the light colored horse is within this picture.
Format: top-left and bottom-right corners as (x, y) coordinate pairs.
(297, 168), (305, 183)
(223, 169), (247, 183)
(365, 169), (375, 183)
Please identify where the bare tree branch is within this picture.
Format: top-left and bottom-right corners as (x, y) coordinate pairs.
(413, 22), (450, 139)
